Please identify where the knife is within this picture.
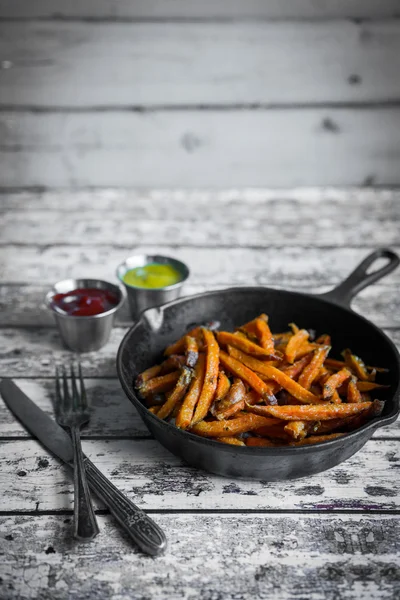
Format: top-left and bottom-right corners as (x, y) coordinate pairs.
(0, 379), (167, 556)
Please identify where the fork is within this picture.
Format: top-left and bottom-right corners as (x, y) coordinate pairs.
(55, 363), (100, 540)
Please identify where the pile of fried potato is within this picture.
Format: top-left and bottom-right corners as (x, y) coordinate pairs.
(135, 315), (388, 447)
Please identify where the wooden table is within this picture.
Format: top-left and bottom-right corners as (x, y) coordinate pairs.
(0, 189), (399, 600)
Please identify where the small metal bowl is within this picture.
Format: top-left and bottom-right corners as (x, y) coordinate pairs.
(116, 254), (189, 321)
(45, 278), (126, 352)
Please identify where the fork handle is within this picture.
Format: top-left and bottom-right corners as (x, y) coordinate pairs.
(70, 427), (100, 540)
(83, 458), (167, 556)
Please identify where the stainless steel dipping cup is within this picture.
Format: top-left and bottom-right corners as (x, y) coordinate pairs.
(116, 255), (189, 321)
(45, 279), (126, 352)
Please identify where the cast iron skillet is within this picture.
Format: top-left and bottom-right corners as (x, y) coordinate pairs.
(117, 248), (400, 481)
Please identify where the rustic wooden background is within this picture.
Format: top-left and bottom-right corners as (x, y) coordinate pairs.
(1, 0), (400, 187)
(1, 1), (400, 599)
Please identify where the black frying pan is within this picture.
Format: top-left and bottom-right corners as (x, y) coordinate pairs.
(117, 249), (400, 481)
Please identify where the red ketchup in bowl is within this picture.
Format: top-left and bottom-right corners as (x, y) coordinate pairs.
(52, 288), (120, 317)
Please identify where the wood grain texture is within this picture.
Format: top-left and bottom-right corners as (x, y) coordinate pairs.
(1, 514), (399, 600)
(1, 199), (399, 246)
(0, 0), (398, 20)
(1, 438), (399, 511)
(1, 109), (400, 187)
(1, 21), (400, 106)
(0, 327), (124, 377)
(1, 377), (398, 439)
(1, 245), (400, 287)
(1, 187), (399, 212)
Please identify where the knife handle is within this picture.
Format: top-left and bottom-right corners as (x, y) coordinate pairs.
(84, 458), (167, 556)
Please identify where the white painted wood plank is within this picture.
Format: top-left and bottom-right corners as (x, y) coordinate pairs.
(1, 245), (399, 287)
(1, 283), (400, 328)
(1, 439), (399, 511)
(1, 201), (399, 246)
(1, 514), (399, 600)
(0, 0), (398, 20)
(1, 21), (400, 106)
(1, 377), (398, 439)
(2, 109), (399, 187)
(2, 187), (399, 212)
(0, 327), (124, 377)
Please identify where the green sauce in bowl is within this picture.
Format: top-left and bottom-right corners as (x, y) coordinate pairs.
(122, 263), (182, 289)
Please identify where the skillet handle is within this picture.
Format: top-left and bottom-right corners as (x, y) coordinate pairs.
(320, 248), (400, 308)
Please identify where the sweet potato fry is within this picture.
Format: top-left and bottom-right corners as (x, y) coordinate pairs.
(273, 332), (292, 349)
(325, 357), (386, 374)
(159, 355), (186, 374)
(323, 368), (352, 400)
(164, 327), (202, 356)
(342, 348), (372, 381)
(219, 350), (277, 401)
(316, 366), (332, 382)
(253, 424), (290, 440)
(245, 437), (279, 447)
(289, 433), (345, 446)
(245, 390), (264, 405)
(184, 336), (199, 368)
(324, 358), (347, 371)
(326, 357), (385, 375)
(293, 342), (318, 360)
(238, 313), (268, 341)
(281, 354), (313, 379)
(246, 402), (372, 421)
(318, 371), (342, 404)
(229, 345), (281, 373)
(312, 416), (356, 434)
(175, 354), (206, 430)
(217, 331), (280, 361)
(157, 366), (193, 420)
(347, 377), (362, 403)
(316, 334), (331, 345)
(191, 329), (220, 425)
(214, 378), (246, 420)
(215, 399), (245, 420)
(213, 436), (246, 447)
(135, 364), (162, 387)
(190, 414), (281, 437)
(254, 318), (275, 353)
(284, 420), (309, 440)
(298, 346), (331, 390)
(285, 329), (309, 363)
(138, 370), (180, 397)
(311, 405), (384, 434)
(148, 406), (159, 415)
(214, 371), (231, 402)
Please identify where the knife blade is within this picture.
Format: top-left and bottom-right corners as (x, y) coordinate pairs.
(0, 379), (74, 462)
(0, 379), (167, 555)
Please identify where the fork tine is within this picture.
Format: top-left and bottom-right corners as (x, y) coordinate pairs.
(62, 365), (71, 412)
(70, 362), (80, 410)
(78, 362), (88, 410)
